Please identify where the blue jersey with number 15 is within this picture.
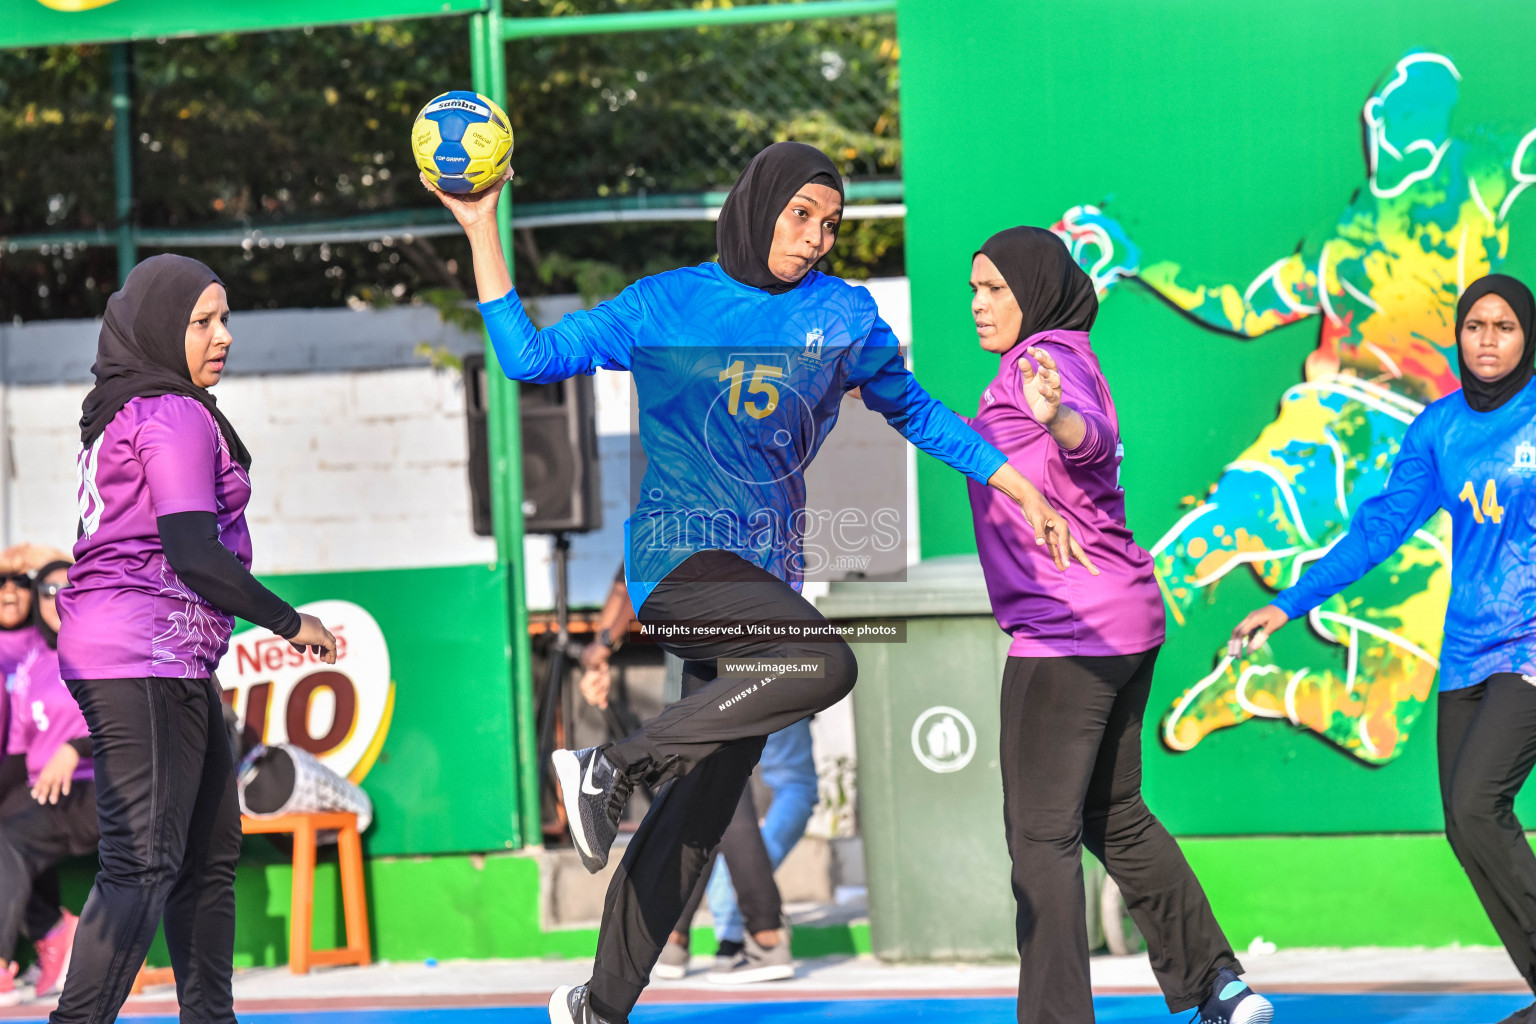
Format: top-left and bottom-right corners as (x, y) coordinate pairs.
(1275, 378), (1536, 690)
(479, 263), (1007, 613)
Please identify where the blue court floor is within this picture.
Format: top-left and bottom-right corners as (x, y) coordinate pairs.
(107, 994), (1531, 1023)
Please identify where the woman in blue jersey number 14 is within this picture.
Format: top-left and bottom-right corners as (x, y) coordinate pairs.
(426, 142), (1095, 1024)
(1232, 274), (1536, 1024)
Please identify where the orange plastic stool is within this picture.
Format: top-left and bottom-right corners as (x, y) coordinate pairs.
(130, 964), (175, 994)
(241, 812), (372, 974)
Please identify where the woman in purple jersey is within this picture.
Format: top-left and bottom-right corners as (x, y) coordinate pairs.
(964, 228), (1271, 1024)
(51, 255), (338, 1024)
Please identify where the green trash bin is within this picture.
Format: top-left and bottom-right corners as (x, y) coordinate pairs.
(816, 554), (1017, 960)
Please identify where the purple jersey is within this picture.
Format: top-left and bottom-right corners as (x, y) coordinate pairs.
(59, 394), (254, 680)
(7, 631), (92, 786)
(967, 330), (1165, 658)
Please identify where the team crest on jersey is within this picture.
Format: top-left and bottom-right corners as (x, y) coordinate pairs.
(1515, 441), (1536, 472)
(801, 328), (826, 361)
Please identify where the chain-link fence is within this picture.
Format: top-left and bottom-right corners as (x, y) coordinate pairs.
(0, 4), (903, 318)
(506, 12), (899, 201)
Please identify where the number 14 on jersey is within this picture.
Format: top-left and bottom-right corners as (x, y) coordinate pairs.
(1459, 479), (1504, 524)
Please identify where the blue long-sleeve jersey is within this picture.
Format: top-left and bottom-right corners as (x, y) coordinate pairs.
(1274, 379), (1536, 690)
(480, 262), (1008, 612)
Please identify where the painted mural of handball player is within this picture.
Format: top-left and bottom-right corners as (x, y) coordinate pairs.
(426, 142), (1095, 1024)
(1054, 49), (1536, 764)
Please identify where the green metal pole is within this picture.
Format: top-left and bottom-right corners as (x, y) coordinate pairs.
(500, 0), (895, 39)
(471, 5), (542, 851)
(110, 42), (135, 277)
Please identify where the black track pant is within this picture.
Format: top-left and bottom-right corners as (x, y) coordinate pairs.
(589, 550), (855, 1022)
(673, 767), (782, 940)
(1438, 674), (1536, 991)
(52, 677), (242, 1024)
(0, 782), (100, 959)
(1002, 650), (1239, 1022)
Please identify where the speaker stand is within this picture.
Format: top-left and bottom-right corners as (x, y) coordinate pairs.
(538, 533), (573, 833)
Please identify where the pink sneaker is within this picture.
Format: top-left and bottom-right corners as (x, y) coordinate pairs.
(34, 910), (77, 997)
(0, 961), (20, 1007)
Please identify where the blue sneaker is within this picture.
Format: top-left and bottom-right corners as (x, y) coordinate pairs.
(1195, 967), (1273, 1024)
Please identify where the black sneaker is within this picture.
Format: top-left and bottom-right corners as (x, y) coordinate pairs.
(1195, 967), (1273, 1024)
(551, 746), (632, 874)
(548, 984), (616, 1024)
(1494, 1003), (1536, 1024)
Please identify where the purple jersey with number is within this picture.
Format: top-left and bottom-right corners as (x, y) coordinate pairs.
(7, 631), (92, 786)
(966, 330), (1164, 658)
(58, 394), (254, 680)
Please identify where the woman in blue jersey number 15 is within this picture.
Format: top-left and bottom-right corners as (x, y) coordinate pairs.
(427, 141), (1095, 1024)
(1231, 274), (1536, 1024)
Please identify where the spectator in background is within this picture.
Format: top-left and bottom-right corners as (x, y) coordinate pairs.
(0, 555), (95, 1006)
(577, 570), (643, 739)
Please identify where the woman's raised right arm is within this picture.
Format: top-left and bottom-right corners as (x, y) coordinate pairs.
(426, 171), (637, 383)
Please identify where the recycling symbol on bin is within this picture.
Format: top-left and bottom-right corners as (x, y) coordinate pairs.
(910, 705), (977, 774)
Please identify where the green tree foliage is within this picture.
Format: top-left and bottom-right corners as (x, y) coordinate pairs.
(0, 1), (901, 322)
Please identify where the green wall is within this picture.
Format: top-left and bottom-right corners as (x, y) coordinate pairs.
(254, 563), (520, 856)
(53, 851), (869, 969)
(48, 836), (1488, 963)
(898, 0), (1536, 834)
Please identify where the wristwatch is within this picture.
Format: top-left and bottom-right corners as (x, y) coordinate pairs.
(595, 628), (621, 653)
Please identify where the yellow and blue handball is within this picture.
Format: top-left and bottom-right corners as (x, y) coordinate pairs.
(411, 91), (514, 194)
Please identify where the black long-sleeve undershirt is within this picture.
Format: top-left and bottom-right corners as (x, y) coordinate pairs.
(157, 511), (301, 640)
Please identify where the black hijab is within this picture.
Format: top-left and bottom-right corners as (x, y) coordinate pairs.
(31, 560), (71, 650)
(716, 142), (843, 294)
(79, 254), (251, 469)
(976, 226), (1098, 344)
(1456, 273), (1536, 413)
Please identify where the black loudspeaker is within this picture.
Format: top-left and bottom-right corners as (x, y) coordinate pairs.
(464, 352), (603, 537)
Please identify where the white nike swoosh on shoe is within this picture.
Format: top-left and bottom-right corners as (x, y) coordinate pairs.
(581, 754), (605, 796)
